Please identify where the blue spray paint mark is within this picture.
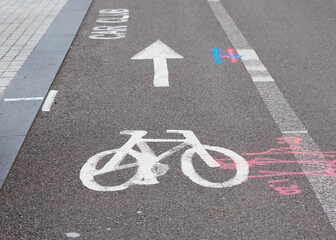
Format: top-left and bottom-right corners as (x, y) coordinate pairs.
(212, 48), (223, 64)
(212, 48), (242, 63)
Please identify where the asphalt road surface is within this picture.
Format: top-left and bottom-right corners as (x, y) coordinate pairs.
(2, 0), (336, 239)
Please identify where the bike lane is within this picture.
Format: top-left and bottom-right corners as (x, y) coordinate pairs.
(1, 0), (336, 239)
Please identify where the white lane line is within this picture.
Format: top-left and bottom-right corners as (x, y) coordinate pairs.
(4, 97), (44, 102)
(251, 76), (274, 82)
(42, 90), (58, 112)
(236, 49), (259, 60)
(282, 131), (308, 134)
(245, 65), (268, 71)
(208, 0), (336, 230)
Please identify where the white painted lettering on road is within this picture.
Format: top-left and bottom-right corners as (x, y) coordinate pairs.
(97, 9), (129, 23)
(90, 26), (127, 40)
(132, 40), (183, 87)
(89, 9), (129, 40)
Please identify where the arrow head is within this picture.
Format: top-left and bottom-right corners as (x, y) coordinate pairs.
(132, 40), (183, 60)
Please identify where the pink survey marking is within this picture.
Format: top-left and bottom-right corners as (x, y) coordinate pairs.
(277, 137), (302, 145)
(268, 179), (289, 183)
(242, 149), (336, 158)
(273, 185), (302, 195)
(222, 48), (237, 63)
(216, 158), (336, 178)
(242, 137), (336, 157)
(215, 136), (336, 195)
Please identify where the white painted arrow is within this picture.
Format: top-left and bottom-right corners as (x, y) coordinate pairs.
(132, 40), (183, 87)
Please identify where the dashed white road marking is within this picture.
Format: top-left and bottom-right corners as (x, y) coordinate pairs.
(4, 97), (44, 102)
(207, 0), (336, 230)
(251, 76), (274, 82)
(42, 90), (58, 112)
(236, 49), (259, 60)
(245, 65), (268, 71)
(282, 131), (309, 134)
(65, 232), (80, 238)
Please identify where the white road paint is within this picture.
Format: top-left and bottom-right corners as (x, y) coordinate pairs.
(65, 232), (80, 238)
(90, 9), (129, 40)
(96, 9), (129, 23)
(282, 131), (308, 134)
(90, 26), (127, 40)
(208, 0), (336, 230)
(236, 49), (259, 60)
(132, 40), (183, 87)
(80, 130), (248, 191)
(41, 90), (58, 112)
(4, 97), (44, 102)
(251, 76), (274, 82)
(245, 65), (268, 71)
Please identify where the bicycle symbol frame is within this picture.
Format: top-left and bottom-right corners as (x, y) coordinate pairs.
(80, 130), (249, 192)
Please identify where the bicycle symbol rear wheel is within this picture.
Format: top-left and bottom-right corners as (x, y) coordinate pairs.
(181, 145), (249, 188)
(80, 149), (139, 192)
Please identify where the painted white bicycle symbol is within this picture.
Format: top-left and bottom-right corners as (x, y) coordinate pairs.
(80, 130), (249, 191)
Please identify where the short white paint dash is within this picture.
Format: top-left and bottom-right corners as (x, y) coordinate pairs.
(245, 65), (268, 71)
(282, 131), (308, 134)
(4, 97), (44, 102)
(42, 90), (58, 112)
(236, 49), (259, 60)
(251, 76), (274, 82)
(207, 0), (219, 2)
(65, 232), (80, 238)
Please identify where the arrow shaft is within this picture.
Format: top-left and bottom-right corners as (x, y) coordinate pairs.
(153, 58), (169, 87)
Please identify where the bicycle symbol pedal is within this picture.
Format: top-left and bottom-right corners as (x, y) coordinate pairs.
(80, 130), (249, 192)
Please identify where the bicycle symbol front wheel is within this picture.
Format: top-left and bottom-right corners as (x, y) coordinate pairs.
(181, 145), (249, 188)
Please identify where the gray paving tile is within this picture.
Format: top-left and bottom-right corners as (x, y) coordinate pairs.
(0, 0), (68, 97)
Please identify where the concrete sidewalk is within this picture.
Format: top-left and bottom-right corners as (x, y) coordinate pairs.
(0, 0), (67, 96)
(0, 0), (92, 189)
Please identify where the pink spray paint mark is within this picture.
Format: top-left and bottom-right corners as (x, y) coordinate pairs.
(222, 48), (238, 63)
(268, 179), (289, 183)
(242, 149), (336, 158)
(277, 137), (302, 145)
(215, 136), (336, 195)
(273, 185), (302, 195)
(216, 158), (336, 178)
